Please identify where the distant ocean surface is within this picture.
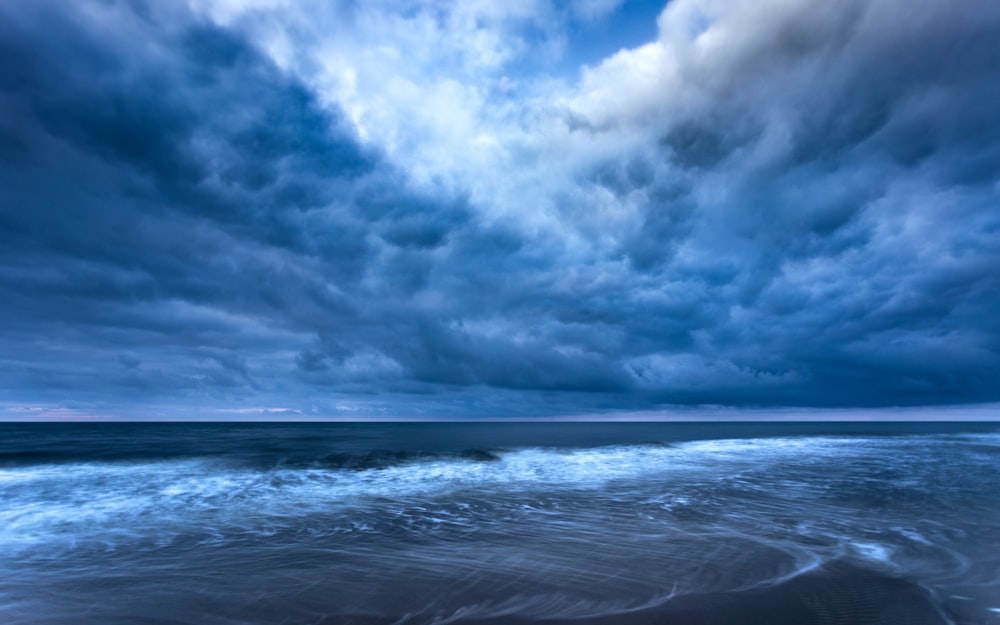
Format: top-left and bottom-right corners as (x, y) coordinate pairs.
(1, 421), (999, 625)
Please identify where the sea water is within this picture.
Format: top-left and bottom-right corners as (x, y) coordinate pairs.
(1, 421), (998, 624)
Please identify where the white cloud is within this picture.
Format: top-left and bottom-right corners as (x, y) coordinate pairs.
(179, 0), (1000, 404)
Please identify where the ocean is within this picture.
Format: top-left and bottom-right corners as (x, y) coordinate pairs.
(1, 421), (998, 625)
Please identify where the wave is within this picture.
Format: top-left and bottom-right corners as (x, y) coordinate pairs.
(0, 446), (506, 469)
(2, 435), (996, 552)
(0, 443), (689, 546)
(2, 432), (999, 624)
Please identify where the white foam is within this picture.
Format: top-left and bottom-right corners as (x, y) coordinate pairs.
(850, 541), (894, 565)
(0, 434), (989, 558)
(893, 527), (933, 546)
(1, 447), (697, 550)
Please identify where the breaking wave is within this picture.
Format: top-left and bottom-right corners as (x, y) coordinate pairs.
(1, 427), (998, 624)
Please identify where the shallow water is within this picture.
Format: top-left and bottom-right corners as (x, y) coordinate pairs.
(1, 422), (998, 624)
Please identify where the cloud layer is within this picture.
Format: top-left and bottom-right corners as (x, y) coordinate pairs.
(1, 0), (998, 418)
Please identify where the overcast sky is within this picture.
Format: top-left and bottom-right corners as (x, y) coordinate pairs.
(1, 0), (999, 420)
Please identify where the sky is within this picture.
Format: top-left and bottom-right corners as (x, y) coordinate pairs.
(1, 0), (999, 421)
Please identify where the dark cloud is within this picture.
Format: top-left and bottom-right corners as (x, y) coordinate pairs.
(1, 0), (999, 418)
(0, 1), (402, 402)
(577, 0), (1000, 407)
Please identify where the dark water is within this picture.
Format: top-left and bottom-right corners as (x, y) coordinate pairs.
(1, 422), (999, 625)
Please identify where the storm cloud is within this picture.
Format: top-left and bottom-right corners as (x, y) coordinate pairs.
(1, 0), (998, 419)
